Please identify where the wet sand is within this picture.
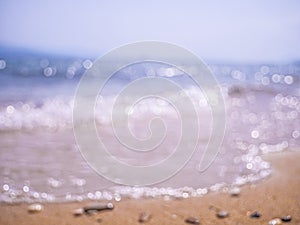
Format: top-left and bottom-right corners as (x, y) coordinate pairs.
(0, 151), (299, 225)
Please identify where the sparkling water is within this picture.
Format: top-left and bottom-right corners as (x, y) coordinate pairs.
(0, 49), (300, 203)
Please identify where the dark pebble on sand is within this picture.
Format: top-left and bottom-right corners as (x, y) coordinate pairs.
(83, 203), (114, 214)
(185, 217), (200, 225)
(250, 211), (261, 218)
(216, 210), (229, 218)
(281, 215), (292, 222)
(138, 212), (151, 223)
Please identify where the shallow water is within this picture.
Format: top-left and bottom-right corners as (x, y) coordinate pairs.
(0, 51), (300, 203)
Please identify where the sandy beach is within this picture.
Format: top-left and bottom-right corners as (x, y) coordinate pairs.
(0, 151), (299, 225)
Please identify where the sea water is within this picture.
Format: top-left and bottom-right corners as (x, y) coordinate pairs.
(0, 49), (300, 203)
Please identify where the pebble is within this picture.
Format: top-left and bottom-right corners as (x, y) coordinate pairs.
(138, 212), (152, 223)
(171, 214), (178, 219)
(229, 187), (240, 196)
(73, 208), (84, 217)
(185, 216), (200, 225)
(249, 211), (261, 218)
(83, 202), (114, 214)
(96, 218), (103, 223)
(28, 203), (43, 213)
(269, 218), (282, 225)
(281, 215), (292, 222)
(216, 210), (229, 218)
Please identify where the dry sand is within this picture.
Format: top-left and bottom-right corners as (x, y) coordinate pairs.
(0, 151), (299, 225)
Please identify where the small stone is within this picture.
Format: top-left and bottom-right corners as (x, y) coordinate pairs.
(28, 203), (43, 213)
(171, 214), (178, 219)
(281, 215), (292, 222)
(185, 216), (200, 225)
(83, 203), (114, 214)
(138, 212), (151, 223)
(86, 209), (98, 215)
(249, 211), (261, 218)
(216, 210), (229, 218)
(73, 208), (84, 217)
(229, 187), (240, 196)
(269, 218), (282, 225)
(96, 218), (103, 223)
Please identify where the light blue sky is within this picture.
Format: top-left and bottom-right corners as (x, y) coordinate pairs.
(0, 0), (299, 63)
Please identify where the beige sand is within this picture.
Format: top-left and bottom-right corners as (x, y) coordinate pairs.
(0, 151), (299, 225)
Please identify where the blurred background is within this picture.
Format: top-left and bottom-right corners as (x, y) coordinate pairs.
(0, 0), (300, 203)
(1, 0), (300, 62)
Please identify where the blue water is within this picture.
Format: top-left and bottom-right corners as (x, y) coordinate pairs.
(0, 47), (300, 203)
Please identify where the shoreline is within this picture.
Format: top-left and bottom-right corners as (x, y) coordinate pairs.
(1, 151), (299, 225)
